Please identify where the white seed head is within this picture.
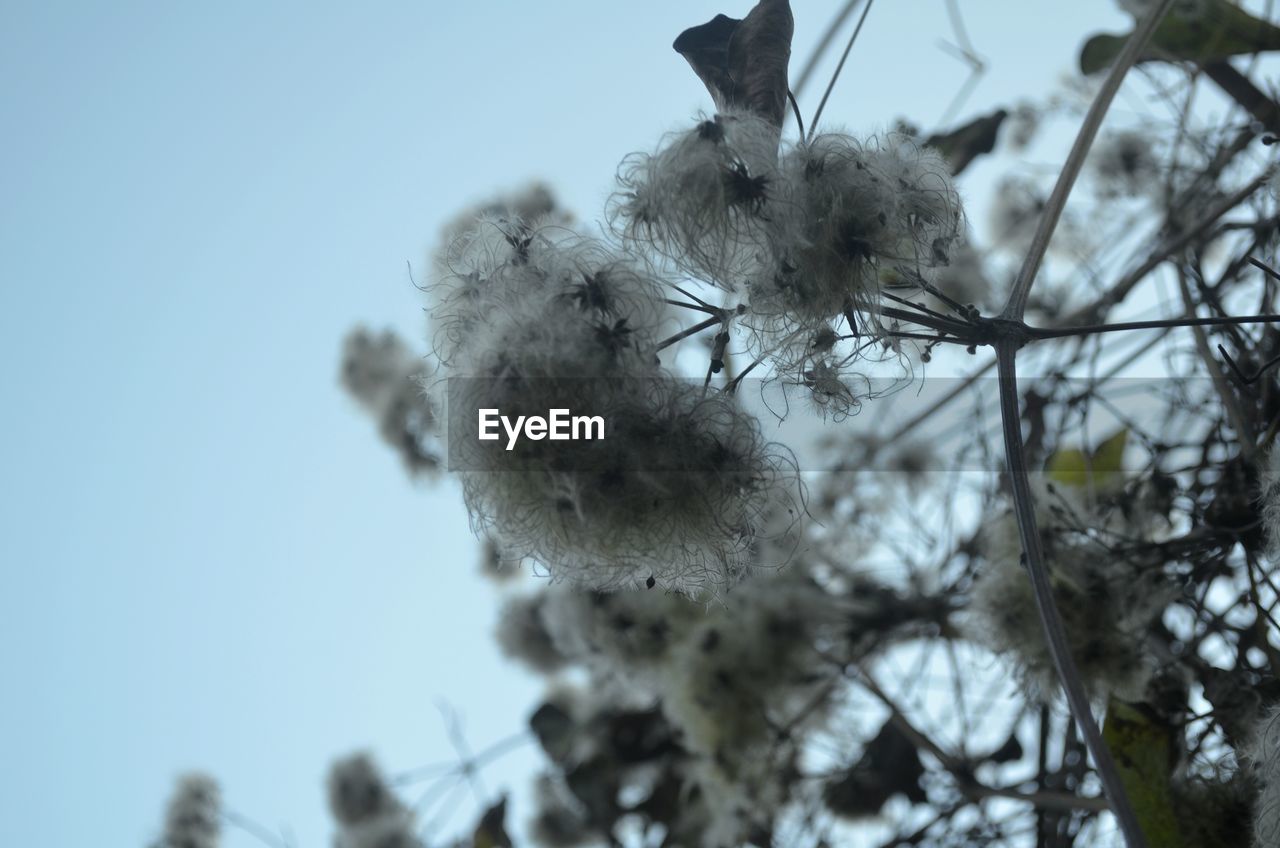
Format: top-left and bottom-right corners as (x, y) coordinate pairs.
(659, 568), (849, 766)
(327, 753), (423, 848)
(428, 213), (795, 593)
(1251, 704), (1280, 847)
(746, 130), (963, 344)
(1261, 446), (1280, 560)
(434, 223), (671, 371)
(458, 380), (796, 595)
(967, 507), (1171, 701)
(495, 592), (569, 674)
(655, 567), (853, 847)
(933, 242), (993, 311)
(611, 110), (784, 288)
(538, 585), (702, 672)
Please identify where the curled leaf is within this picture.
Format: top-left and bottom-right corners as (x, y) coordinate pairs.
(673, 0), (794, 129)
(924, 108), (1009, 176)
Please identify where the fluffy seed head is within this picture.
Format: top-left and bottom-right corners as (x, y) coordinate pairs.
(327, 753), (403, 827)
(747, 131), (963, 342)
(1005, 102), (1041, 152)
(341, 327), (439, 474)
(933, 242), (994, 311)
(967, 507), (1171, 701)
(988, 176), (1047, 251)
(528, 775), (595, 848)
(1089, 130), (1159, 198)
(659, 568), (851, 766)
(458, 379), (797, 594)
(495, 592), (569, 674)
(327, 753), (423, 848)
(430, 216), (795, 593)
(611, 110), (784, 288)
(656, 567), (855, 847)
(1260, 447), (1280, 560)
(160, 773), (221, 848)
(1251, 704), (1280, 847)
(434, 223), (671, 372)
(537, 585), (702, 672)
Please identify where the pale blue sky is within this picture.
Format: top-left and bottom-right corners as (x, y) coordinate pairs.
(0, 1), (1170, 845)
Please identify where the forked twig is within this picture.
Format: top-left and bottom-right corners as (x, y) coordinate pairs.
(994, 2), (1178, 847)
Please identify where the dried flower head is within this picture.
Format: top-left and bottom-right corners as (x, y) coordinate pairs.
(437, 183), (566, 249)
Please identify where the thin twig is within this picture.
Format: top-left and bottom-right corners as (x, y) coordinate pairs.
(787, 89), (806, 140)
(1003, 0), (1178, 321)
(1176, 270), (1257, 462)
(1058, 172), (1270, 326)
(223, 810), (290, 848)
(664, 298), (720, 314)
(1251, 256), (1280, 283)
(936, 0), (986, 125)
(1220, 344), (1280, 385)
(995, 342), (1148, 848)
(964, 783), (1111, 814)
(793, 0), (864, 97)
(1029, 312), (1280, 340)
(807, 0), (877, 142)
(655, 314), (722, 351)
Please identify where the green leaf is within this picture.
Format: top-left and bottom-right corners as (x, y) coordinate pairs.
(1080, 0), (1280, 75)
(1045, 428), (1128, 489)
(1102, 698), (1184, 848)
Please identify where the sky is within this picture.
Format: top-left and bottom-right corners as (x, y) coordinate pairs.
(0, 0), (1218, 845)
